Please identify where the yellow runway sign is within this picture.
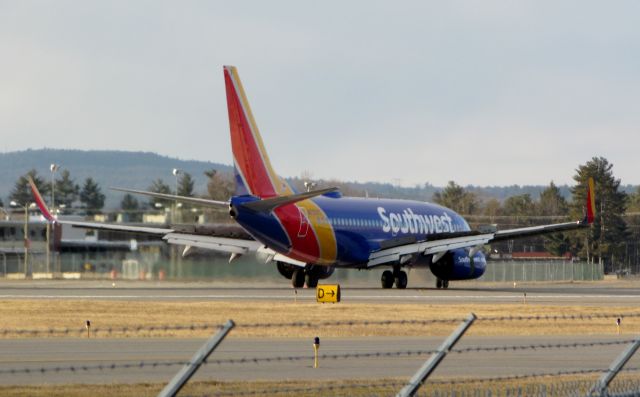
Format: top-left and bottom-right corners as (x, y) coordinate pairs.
(316, 284), (340, 303)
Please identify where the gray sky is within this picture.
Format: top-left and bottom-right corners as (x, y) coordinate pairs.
(1, 1), (639, 187)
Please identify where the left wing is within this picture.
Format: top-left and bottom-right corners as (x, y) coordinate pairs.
(27, 177), (304, 266)
(368, 178), (595, 268)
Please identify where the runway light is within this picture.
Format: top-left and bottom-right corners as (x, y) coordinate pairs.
(85, 320), (91, 338)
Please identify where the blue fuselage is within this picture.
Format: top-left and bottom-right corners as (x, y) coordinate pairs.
(232, 193), (486, 278)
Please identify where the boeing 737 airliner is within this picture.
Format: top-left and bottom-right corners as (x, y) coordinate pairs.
(30, 66), (596, 289)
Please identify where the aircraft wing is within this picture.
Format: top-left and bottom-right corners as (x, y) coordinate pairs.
(110, 187), (229, 209)
(367, 221), (587, 267)
(27, 177), (305, 266)
(368, 178), (596, 268)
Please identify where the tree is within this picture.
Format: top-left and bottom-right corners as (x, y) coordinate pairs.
(10, 169), (49, 206)
(148, 179), (172, 209)
(482, 198), (502, 219)
(538, 181), (568, 217)
(432, 181), (478, 215)
(177, 172), (195, 197)
(204, 170), (234, 201)
(501, 194), (534, 217)
(120, 193), (141, 222)
(539, 182), (571, 257)
(79, 177), (105, 215)
(55, 169), (79, 210)
(570, 157), (628, 270)
(628, 187), (640, 213)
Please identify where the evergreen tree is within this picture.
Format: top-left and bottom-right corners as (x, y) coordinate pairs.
(501, 194), (534, 218)
(570, 157), (628, 270)
(10, 169), (49, 206)
(79, 177), (106, 215)
(120, 193), (141, 222)
(539, 182), (571, 257)
(432, 181), (478, 215)
(538, 181), (568, 216)
(54, 169), (79, 210)
(177, 172), (195, 197)
(627, 187), (640, 213)
(148, 179), (172, 209)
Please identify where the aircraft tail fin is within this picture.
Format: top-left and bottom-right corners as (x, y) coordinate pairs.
(586, 177), (596, 224)
(223, 66), (293, 198)
(28, 177), (55, 222)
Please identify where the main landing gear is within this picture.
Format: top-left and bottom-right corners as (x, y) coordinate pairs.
(291, 269), (320, 288)
(289, 265), (328, 289)
(436, 278), (449, 289)
(381, 267), (408, 289)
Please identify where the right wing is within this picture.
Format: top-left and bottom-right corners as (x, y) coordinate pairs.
(368, 178), (596, 268)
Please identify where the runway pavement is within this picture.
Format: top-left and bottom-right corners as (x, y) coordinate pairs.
(0, 335), (637, 385)
(0, 279), (639, 305)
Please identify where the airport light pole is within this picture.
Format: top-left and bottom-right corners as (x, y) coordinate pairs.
(48, 164), (59, 275)
(10, 201), (34, 279)
(172, 168), (182, 224)
(50, 164), (59, 212)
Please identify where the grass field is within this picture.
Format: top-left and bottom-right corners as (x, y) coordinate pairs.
(0, 299), (638, 338)
(3, 374), (637, 397)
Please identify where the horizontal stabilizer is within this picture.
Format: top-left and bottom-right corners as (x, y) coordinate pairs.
(110, 187), (229, 209)
(240, 187), (339, 213)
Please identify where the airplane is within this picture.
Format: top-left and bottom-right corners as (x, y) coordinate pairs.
(29, 66), (597, 289)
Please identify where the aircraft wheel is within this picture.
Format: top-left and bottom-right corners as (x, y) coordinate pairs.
(381, 270), (394, 289)
(442, 279), (449, 289)
(291, 269), (305, 288)
(305, 273), (319, 288)
(395, 271), (408, 289)
(436, 278), (442, 289)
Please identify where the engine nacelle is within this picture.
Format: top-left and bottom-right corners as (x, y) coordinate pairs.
(429, 248), (486, 281)
(276, 262), (336, 280)
(307, 265), (335, 280)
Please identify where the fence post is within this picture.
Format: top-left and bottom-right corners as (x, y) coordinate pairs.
(157, 319), (235, 397)
(397, 313), (476, 397)
(589, 337), (640, 397)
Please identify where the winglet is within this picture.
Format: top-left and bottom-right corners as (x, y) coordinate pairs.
(28, 176), (55, 222)
(586, 177), (596, 224)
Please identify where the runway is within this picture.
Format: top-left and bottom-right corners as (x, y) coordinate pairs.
(0, 279), (639, 306)
(0, 280), (639, 387)
(0, 335), (637, 385)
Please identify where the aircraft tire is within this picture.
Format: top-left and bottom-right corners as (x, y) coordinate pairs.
(395, 271), (408, 289)
(436, 278), (442, 289)
(442, 279), (449, 289)
(381, 270), (394, 289)
(291, 269), (305, 288)
(305, 273), (319, 288)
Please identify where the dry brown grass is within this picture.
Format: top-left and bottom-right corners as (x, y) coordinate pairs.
(0, 299), (638, 338)
(2, 374), (634, 397)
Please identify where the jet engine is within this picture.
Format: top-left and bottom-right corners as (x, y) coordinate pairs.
(429, 248), (486, 281)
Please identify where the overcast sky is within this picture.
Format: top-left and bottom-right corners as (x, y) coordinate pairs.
(1, 1), (639, 187)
